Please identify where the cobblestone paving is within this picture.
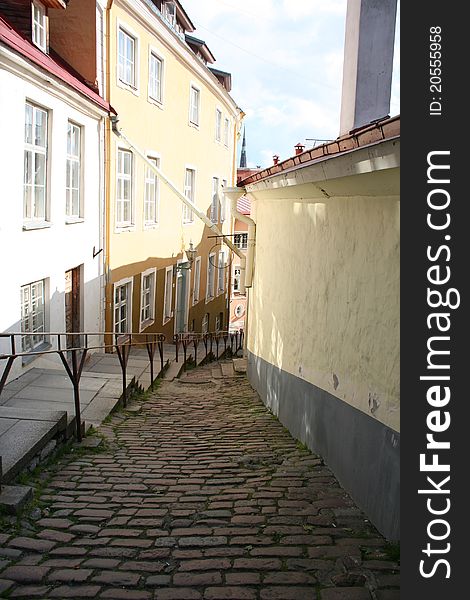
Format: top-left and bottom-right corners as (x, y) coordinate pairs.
(0, 362), (400, 599)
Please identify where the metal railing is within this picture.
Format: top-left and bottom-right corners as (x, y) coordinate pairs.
(173, 329), (244, 368)
(0, 331), (166, 442)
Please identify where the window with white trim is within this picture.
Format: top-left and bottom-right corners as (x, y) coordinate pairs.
(149, 52), (163, 103)
(221, 179), (227, 222)
(114, 279), (132, 334)
(206, 253), (215, 300)
(144, 157), (160, 225)
(118, 27), (137, 87)
(163, 266), (173, 321)
(217, 251), (225, 293)
(21, 279), (46, 351)
(140, 269), (156, 328)
(210, 177), (219, 223)
(202, 312), (209, 334)
(24, 102), (48, 221)
(193, 256), (201, 304)
(66, 122), (81, 218)
(163, 1), (176, 27)
(234, 233), (248, 250)
(215, 109), (222, 142)
(32, 2), (47, 52)
(183, 168), (195, 223)
(189, 85), (200, 126)
(233, 267), (241, 292)
(116, 149), (133, 227)
(224, 118), (230, 147)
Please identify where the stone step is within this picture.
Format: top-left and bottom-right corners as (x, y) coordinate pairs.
(0, 406), (67, 484)
(220, 362), (236, 378)
(233, 358), (247, 374)
(162, 359), (184, 382)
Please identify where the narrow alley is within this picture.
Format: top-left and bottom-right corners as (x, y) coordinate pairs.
(0, 362), (399, 600)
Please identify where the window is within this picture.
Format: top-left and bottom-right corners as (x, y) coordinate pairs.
(215, 313), (221, 332)
(183, 168), (195, 223)
(233, 267), (241, 292)
(163, 266), (173, 321)
(163, 1), (176, 27)
(116, 149), (133, 227)
(21, 279), (46, 351)
(24, 102), (48, 222)
(206, 254), (215, 300)
(118, 27), (136, 87)
(234, 233), (248, 250)
(211, 177), (219, 223)
(140, 269), (156, 329)
(235, 304), (244, 318)
(189, 85), (200, 126)
(215, 109), (222, 142)
(144, 157), (160, 226)
(193, 256), (201, 304)
(66, 122), (81, 219)
(224, 118), (230, 147)
(149, 52), (163, 103)
(32, 2), (47, 52)
(202, 312), (209, 334)
(221, 179), (227, 222)
(114, 279), (132, 334)
(217, 251), (225, 293)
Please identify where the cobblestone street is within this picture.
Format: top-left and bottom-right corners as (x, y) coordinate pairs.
(0, 362), (400, 599)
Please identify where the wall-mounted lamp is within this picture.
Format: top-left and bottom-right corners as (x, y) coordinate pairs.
(174, 241), (197, 273)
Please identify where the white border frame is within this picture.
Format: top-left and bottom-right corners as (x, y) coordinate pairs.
(147, 45), (165, 108)
(115, 143), (135, 232)
(139, 266), (157, 332)
(143, 151), (161, 229)
(113, 276), (134, 334)
(162, 265), (174, 324)
(188, 81), (201, 129)
(116, 19), (141, 96)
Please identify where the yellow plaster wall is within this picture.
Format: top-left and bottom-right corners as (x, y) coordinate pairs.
(247, 177), (400, 432)
(108, 2), (236, 275)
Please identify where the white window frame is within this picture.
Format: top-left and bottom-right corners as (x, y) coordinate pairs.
(140, 267), (156, 331)
(224, 118), (230, 147)
(117, 22), (139, 93)
(206, 253), (216, 302)
(217, 250), (225, 294)
(144, 154), (160, 227)
(163, 266), (174, 323)
(189, 83), (200, 127)
(233, 267), (241, 292)
(24, 102), (49, 225)
(210, 177), (219, 224)
(163, 1), (177, 27)
(193, 256), (201, 305)
(116, 147), (134, 229)
(221, 179), (227, 222)
(20, 278), (47, 352)
(202, 312), (209, 334)
(65, 121), (82, 221)
(215, 108), (222, 142)
(183, 167), (196, 224)
(32, 1), (47, 52)
(234, 232), (248, 250)
(113, 277), (133, 334)
(148, 49), (164, 106)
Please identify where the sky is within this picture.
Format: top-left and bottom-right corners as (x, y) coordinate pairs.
(182, 0), (400, 169)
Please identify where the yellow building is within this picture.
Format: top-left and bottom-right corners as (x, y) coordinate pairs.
(104, 0), (241, 340)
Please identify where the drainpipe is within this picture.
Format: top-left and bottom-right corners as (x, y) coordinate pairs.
(223, 187), (255, 288)
(110, 117), (247, 292)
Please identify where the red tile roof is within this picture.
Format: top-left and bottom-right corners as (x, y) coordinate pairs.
(0, 15), (109, 112)
(238, 115), (400, 187)
(237, 195), (251, 216)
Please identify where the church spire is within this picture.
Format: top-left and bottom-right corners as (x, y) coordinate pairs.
(240, 127), (247, 168)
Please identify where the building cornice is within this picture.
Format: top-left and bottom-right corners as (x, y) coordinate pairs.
(114, 0), (239, 117)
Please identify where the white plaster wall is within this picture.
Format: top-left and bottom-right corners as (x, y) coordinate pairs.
(247, 174), (400, 432)
(0, 66), (103, 381)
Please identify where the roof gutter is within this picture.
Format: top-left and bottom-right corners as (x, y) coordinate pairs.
(110, 117), (247, 291)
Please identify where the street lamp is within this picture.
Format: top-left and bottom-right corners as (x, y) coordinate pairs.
(175, 241), (197, 272)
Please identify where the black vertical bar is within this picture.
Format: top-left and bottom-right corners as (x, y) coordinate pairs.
(71, 349), (82, 442)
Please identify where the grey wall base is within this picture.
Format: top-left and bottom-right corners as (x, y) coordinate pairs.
(247, 351), (400, 541)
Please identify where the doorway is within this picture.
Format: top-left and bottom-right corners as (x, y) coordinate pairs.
(65, 265), (82, 349)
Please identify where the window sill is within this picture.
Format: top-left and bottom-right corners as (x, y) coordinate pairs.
(115, 225), (136, 233)
(140, 318), (155, 332)
(188, 121), (200, 130)
(148, 96), (164, 110)
(117, 78), (140, 96)
(23, 220), (51, 231)
(182, 221), (195, 226)
(22, 341), (51, 365)
(144, 222), (159, 230)
(163, 315), (173, 325)
(65, 217), (84, 225)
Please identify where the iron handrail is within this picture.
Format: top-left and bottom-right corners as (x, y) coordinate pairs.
(173, 329), (244, 367)
(0, 331), (167, 441)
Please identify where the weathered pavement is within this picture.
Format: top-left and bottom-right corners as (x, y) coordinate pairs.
(0, 362), (400, 599)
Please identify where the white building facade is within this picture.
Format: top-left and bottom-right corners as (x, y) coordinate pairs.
(0, 15), (108, 381)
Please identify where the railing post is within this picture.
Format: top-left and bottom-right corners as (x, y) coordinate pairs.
(145, 334), (156, 386)
(115, 334), (130, 407)
(174, 334), (179, 363)
(158, 335), (165, 375)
